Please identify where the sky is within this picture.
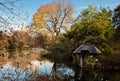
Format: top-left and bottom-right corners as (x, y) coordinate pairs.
(1, 0), (120, 30)
(20, 0), (120, 26)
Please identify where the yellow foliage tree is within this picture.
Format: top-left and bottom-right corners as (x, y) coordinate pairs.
(33, 0), (73, 39)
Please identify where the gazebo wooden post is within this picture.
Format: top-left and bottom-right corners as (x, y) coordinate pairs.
(79, 54), (83, 67)
(76, 54), (83, 67)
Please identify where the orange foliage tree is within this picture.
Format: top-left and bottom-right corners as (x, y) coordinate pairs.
(33, 0), (73, 39)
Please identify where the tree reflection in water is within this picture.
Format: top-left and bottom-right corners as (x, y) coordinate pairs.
(74, 67), (120, 81)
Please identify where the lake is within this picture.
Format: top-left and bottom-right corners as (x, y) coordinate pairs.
(0, 49), (120, 81)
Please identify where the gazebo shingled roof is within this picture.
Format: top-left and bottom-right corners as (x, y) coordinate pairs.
(73, 43), (102, 54)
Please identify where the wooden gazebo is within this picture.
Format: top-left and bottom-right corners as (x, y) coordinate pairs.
(73, 43), (101, 67)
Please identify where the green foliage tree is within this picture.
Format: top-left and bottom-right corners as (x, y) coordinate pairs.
(66, 5), (113, 53)
(44, 35), (73, 63)
(112, 4), (120, 41)
(112, 4), (120, 28)
(34, 33), (48, 48)
(111, 5), (120, 55)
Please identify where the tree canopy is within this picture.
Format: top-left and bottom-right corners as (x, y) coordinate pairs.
(33, 0), (73, 39)
(112, 4), (120, 41)
(65, 5), (113, 53)
(112, 4), (120, 28)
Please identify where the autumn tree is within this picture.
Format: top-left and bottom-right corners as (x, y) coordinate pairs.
(8, 30), (34, 49)
(0, 31), (9, 49)
(33, 0), (73, 39)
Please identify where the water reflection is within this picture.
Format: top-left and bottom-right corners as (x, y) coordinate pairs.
(74, 67), (120, 81)
(0, 49), (42, 69)
(0, 50), (120, 81)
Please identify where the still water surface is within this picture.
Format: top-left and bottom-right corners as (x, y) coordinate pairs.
(0, 49), (120, 81)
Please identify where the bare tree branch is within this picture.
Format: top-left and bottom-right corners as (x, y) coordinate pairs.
(33, 0), (73, 38)
(0, 0), (28, 32)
